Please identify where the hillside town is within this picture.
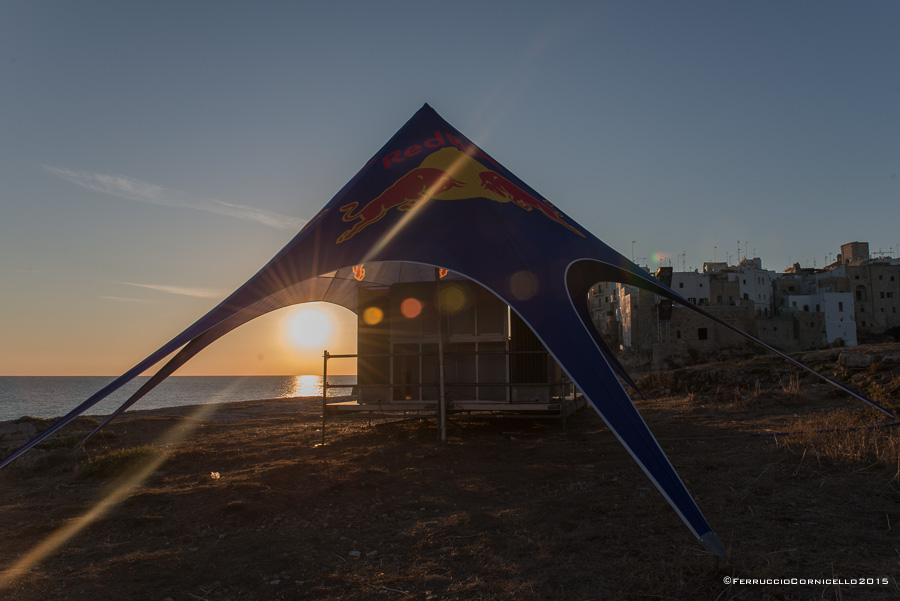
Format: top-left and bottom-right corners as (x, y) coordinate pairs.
(589, 241), (900, 369)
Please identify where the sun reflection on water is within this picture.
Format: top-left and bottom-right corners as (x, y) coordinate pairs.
(291, 375), (323, 398)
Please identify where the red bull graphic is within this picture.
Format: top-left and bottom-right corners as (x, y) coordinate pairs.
(438, 268), (448, 278)
(478, 172), (583, 237)
(352, 264), (366, 281)
(336, 147), (583, 243)
(337, 168), (464, 244)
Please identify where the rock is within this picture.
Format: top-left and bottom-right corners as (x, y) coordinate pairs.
(838, 352), (873, 369)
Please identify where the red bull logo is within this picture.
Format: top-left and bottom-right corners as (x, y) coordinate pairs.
(337, 168), (464, 243)
(352, 264), (366, 281)
(336, 147), (583, 243)
(478, 172), (583, 237)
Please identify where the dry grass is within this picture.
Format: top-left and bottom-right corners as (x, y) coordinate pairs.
(1, 345), (899, 600)
(78, 445), (163, 478)
(777, 408), (900, 477)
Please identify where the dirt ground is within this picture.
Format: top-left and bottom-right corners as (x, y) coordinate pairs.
(1, 346), (898, 601)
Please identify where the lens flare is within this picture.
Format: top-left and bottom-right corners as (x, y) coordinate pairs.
(0, 401), (220, 590)
(439, 285), (467, 314)
(509, 270), (539, 301)
(400, 298), (423, 319)
(363, 306), (384, 325)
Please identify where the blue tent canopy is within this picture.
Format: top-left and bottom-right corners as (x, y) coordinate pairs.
(4, 104), (893, 556)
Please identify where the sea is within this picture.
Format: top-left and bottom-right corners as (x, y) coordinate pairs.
(0, 375), (357, 422)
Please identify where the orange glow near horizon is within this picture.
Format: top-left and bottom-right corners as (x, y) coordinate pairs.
(1, 303), (359, 377)
(156, 303), (357, 377)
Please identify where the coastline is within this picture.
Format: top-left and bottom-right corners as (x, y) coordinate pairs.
(0, 374), (357, 422)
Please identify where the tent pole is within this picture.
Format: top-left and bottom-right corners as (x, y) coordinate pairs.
(322, 350), (328, 446)
(435, 269), (447, 443)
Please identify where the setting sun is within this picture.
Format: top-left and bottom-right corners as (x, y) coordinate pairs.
(284, 304), (335, 351)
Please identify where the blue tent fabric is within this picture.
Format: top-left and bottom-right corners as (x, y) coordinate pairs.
(4, 104), (893, 556)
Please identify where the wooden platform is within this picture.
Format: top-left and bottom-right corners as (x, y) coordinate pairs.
(323, 395), (586, 418)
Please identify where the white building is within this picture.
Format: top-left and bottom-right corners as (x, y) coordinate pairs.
(785, 292), (857, 345)
(670, 271), (709, 306)
(677, 258), (775, 315)
(730, 258), (776, 316)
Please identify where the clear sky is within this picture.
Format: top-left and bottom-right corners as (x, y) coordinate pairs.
(2, 1), (899, 376)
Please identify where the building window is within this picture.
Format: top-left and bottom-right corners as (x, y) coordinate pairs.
(792, 301), (797, 307)
(803, 305), (809, 312)
(891, 276), (895, 281)
(678, 282), (684, 288)
(743, 279), (747, 284)
(676, 330), (681, 339)
(816, 304), (820, 311)
(888, 292), (894, 298)
(698, 328), (708, 340)
(855, 275), (860, 280)
(863, 321), (867, 327)
(881, 292), (885, 299)
(788, 286), (795, 292)
(744, 293), (749, 300)
(879, 275), (883, 280)
(838, 302), (843, 311)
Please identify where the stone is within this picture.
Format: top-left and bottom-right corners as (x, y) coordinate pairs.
(838, 352), (873, 369)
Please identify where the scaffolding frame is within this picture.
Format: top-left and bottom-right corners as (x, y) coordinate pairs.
(319, 348), (584, 445)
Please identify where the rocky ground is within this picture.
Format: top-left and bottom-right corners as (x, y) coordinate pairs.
(0, 344), (898, 600)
